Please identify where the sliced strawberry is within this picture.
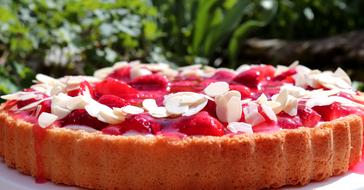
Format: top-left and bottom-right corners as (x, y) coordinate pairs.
(313, 102), (350, 121)
(258, 81), (284, 98)
(277, 113), (303, 129)
(129, 74), (169, 91)
(169, 80), (204, 93)
(61, 109), (108, 129)
(95, 78), (139, 99)
(273, 68), (297, 81)
(79, 81), (96, 97)
(98, 94), (129, 108)
(67, 89), (79, 97)
(233, 68), (264, 88)
(209, 70), (236, 82)
(297, 105), (321, 127)
(176, 111), (224, 136)
(108, 66), (131, 82)
(118, 114), (161, 134)
(229, 84), (251, 98)
(252, 121), (280, 133)
(202, 100), (217, 118)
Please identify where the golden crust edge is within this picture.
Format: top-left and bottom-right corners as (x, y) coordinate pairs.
(0, 110), (362, 190)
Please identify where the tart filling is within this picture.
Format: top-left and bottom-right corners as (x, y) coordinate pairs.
(2, 61), (364, 137)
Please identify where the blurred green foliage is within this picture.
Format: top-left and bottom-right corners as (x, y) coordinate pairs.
(0, 0), (363, 96)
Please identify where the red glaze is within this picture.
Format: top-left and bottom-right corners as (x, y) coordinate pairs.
(95, 78), (139, 99)
(129, 74), (169, 91)
(98, 95), (129, 108)
(209, 70), (235, 82)
(61, 109), (108, 130)
(108, 66), (131, 82)
(117, 114), (161, 134)
(176, 111), (224, 136)
(277, 113), (303, 129)
(33, 125), (47, 183)
(297, 105), (321, 128)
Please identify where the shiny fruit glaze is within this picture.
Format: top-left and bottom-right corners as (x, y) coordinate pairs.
(4, 64), (364, 138)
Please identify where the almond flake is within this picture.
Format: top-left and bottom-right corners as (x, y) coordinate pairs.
(243, 102), (265, 126)
(38, 112), (58, 128)
(164, 92), (208, 116)
(142, 99), (159, 111)
(227, 122), (253, 134)
(18, 98), (50, 111)
(149, 107), (169, 118)
(182, 99), (208, 116)
(215, 90), (242, 122)
(93, 67), (114, 79)
(204, 82), (229, 97)
(130, 67), (152, 80)
(261, 104), (277, 122)
(121, 105), (144, 115)
(1, 91), (38, 101)
(334, 67), (351, 84)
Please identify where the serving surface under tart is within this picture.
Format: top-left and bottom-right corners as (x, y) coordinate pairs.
(0, 61), (363, 189)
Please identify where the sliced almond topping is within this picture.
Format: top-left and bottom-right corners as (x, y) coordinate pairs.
(93, 67), (114, 79)
(227, 122), (253, 134)
(142, 99), (169, 118)
(18, 98), (50, 111)
(38, 112), (58, 128)
(1, 91), (38, 101)
(261, 104), (277, 122)
(243, 102), (265, 126)
(183, 99), (208, 116)
(164, 92), (208, 116)
(130, 67), (152, 80)
(98, 109), (124, 124)
(215, 90), (242, 122)
(142, 99), (158, 111)
(149, 107), (169, 118)
(121, 105), (144, 115)
(334, 67), (351, 84)
(204, 82), (229, 97)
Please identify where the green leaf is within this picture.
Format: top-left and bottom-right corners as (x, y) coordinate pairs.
(192, 0), (218, 55)
(227, 20), (265, 67)
(203, 0), (252, 57)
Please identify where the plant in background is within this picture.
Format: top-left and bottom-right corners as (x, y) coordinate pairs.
(152, 0), (277, 68)
(0, 0), (161, 98)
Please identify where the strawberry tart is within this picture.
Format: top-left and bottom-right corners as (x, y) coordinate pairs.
(0, 61), (363, 189)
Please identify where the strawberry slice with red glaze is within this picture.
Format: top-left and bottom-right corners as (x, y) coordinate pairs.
(98, 94), (129, 108)
(118, 114), (161, 134)
(233, 65), (275, 87)
(176, 111), (224, 136)
(129, 74), (169, 91)
(95, 78), (139, 99)
(169, 80), (204, 93)
(229, 84), (251, 98)
(108, 66), (131, 82)
(313, 102), (351, 121)
(209, 70), (236, 82)
(277, 113), (303, 129)
(202, 100), (217, 118)
(297, 105), (321, 127)
(61, 109), (108, 129)
(233, 68), (264, 88)
(273, 68), (297, 81)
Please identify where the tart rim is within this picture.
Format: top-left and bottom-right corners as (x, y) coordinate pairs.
(0, 109), (362, 189)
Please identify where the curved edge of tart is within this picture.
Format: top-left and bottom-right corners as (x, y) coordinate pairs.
(0, 110), (362, 190)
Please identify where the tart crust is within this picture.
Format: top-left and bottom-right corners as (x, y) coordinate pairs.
(0, 110), (362, 190)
